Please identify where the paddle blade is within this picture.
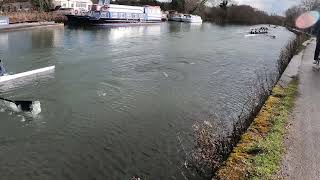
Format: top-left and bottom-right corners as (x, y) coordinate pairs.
(296, 11), (320, 29)
(14, 101), (33, 112)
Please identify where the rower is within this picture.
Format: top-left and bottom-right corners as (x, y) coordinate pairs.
(0, 60), (6, 76)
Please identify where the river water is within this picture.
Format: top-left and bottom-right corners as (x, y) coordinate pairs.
(0, 23), (294, 179)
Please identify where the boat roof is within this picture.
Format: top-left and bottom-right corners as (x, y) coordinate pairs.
(55, 0), (92, 3)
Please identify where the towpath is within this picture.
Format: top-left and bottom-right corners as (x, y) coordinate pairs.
(281, 39), (320, 179)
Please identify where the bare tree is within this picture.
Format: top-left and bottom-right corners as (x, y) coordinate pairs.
(285, 5), (305, 27)
(219, 0), (228, 10)
(185, 0), (201, 13)
(0, 0), (3, 12)
(188, 0), (237, 14)
(301, 0), (320, 10)
(187, 0), (211, 14)
(32, 0), (53, 11)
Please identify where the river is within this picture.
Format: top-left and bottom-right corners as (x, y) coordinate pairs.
(0, 22), (294, 179)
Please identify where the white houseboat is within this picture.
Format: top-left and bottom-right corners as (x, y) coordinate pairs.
(67, 3), (162, 25)
(53, 0), (93, 15)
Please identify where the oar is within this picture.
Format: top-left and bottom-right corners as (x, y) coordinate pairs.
(0, 97), (33, 112)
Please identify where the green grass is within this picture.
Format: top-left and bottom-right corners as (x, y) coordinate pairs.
(216, 79), (299, 180)
(248, 79), (298, 179)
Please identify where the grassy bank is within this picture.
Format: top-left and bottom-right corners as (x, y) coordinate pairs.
(216, 79), (298, 179)
(1, 12), (67, 24)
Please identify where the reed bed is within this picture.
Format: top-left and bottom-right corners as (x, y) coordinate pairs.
(1, 11), (67, 23)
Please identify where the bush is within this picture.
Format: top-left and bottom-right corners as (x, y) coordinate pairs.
(277, 32), (310, 76)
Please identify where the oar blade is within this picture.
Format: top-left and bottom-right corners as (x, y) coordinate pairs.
(14, 101), (33, 112)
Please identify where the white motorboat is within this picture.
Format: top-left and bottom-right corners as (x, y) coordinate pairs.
(0, 66), (55, 83)
(181, 14), (202, 23)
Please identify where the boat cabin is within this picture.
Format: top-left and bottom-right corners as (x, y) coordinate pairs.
(88, 4), (161, 23)
(53, 0), (93, 14)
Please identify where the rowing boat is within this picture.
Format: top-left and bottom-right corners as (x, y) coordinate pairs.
(0, 66), (55, 83)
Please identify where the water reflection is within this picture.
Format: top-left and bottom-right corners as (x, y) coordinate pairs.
(31, 30), (55, 48)
(52, 28), (64, 47)
(108, 25), (161, 41)
(168, 22), (183, 32)
(0, 33), (8, 50)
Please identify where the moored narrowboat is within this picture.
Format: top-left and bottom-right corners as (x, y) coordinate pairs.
(66, 3), (162, 25)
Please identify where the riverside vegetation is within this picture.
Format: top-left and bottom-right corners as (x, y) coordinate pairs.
(0, 0), (67, 23)
(216, 79), (298, 179)
(186, 33), (309, 178)
(2, 11), (67, 23)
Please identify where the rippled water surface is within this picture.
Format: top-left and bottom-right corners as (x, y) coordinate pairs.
(0, 23), (294, 179)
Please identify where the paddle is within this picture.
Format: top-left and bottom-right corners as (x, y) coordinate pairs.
(0, 97), (33, 112)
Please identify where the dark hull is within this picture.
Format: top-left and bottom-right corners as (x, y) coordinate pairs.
(66, 15), (161, 26)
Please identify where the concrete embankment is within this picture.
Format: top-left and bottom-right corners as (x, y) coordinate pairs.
(215, 38), (312, 179)
(0, 22), (64, 32)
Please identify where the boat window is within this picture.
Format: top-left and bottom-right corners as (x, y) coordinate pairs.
(132, 14), (137, 19)
(101, 12), (107, 18)
(111, 12), (118, 18)
(76, 2), (86, 8)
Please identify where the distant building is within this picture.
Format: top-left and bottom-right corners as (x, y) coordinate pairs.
(0, 0), (33, 12)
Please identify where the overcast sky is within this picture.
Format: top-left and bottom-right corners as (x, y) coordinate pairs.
(236, 0), (300, 15)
